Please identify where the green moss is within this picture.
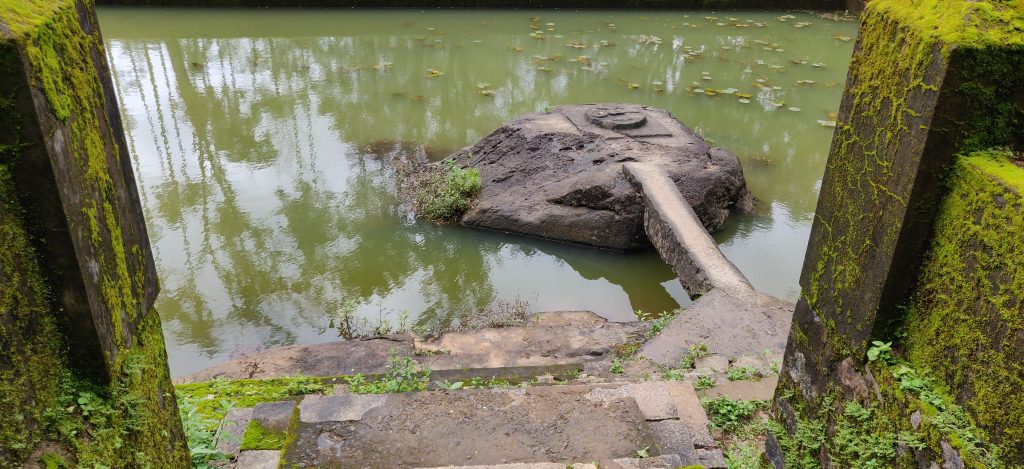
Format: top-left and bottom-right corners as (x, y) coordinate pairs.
(870, 0), (1024, 49)
(240, 419), (288, 451)
(773, 359), (1005, 468)
(0, 0), (66, 37)
(0, 162), (65, 465)
(174, 375), (331, 431)
(904, 150), (1024, 463)
(10, 0), (146, 355)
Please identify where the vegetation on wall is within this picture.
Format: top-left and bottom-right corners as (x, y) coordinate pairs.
(903, 150), (1024, 462)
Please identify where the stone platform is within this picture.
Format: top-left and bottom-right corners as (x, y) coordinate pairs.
(215, 381), (726, 469)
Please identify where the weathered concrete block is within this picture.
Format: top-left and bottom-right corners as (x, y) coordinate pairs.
(781, 0), (1024, 401)
(299, 394), (387, 423)
(234, 450), (281, 469)
(0, 0), (157, 379)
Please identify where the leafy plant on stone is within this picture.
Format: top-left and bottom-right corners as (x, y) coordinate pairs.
(414, 158), (482, 222)
(701, 397), (768, 433)
(695, 375), (717, 391)
(680, 343), (710, 368)
(726, 366), (759, 381)
(866, 340), (893, 364)
(347, 354), (431, 394)
(609, 357), (625, 374)
(178, 397), (228, 468)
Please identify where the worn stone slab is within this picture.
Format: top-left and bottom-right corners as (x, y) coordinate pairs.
(706, 376), (779, 401)
(250, 401), (295, 433)
(179, 313), (644, 383)
(417, 465), (597, 469)
(285, 385), (659, 468)
(608, 454), (683, 468)
(299, 394), (388, 423)
(694, 355), (729, 373)
(175, 335), (416, 383)
(667, 381), (715, 449)
(641, 288), (793, 366)
(417, 319), (646, 371)
(697, 448), (728, 468)
(234, 450), (281, 469)
(649, 420), (699, 466)
(586, 382), (678, 421)
(623, 163), (752, 298)
(215, 407), (253, 458)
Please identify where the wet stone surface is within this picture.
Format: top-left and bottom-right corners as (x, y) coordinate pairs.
(456, 103), (752, 251)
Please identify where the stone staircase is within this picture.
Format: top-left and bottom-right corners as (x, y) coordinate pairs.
(214, 381), (726, 469)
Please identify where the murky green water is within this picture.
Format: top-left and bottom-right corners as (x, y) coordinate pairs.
(98, 7), (856, 376)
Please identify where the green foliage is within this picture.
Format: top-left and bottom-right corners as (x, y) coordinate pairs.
(347, 355), (431, 394)
(701, 397), (768, 433)
(679, 343), (710, 369)
(866, 340), (893, 364)
(695, 375), (717, 391)
(726, 366), (759, 382)
(416, 159), (482, 222)
(433, 380), (464, 390)
(609, 357), (625, 374)
(725, 442), (761, 469)
(177, 397), (228, 468)
(640, 309), (680, 340)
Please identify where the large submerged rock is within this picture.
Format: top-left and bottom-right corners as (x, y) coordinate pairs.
(453, 104), (752, 250)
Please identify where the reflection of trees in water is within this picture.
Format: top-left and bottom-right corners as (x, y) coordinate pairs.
(105, 22), (845, 367)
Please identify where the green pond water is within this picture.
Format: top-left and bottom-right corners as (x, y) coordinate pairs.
(97, 7), (857, 377)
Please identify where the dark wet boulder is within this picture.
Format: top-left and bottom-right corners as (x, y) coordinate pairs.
(452, 103), (752, 250)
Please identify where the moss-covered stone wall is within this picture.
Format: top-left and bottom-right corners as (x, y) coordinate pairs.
(774, 0), (1023, 467)
(904, 151), (1024, 463)
(92, 0), (849, 10)
(1, 0), (189, 466)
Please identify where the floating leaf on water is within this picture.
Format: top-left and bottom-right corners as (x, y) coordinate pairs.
(693, 88), (705, 94)
(754, 59), (766, 65)
(772, 86), (782, 90)
(753, 39), (769, 45)
(775, 48), (785, 52)
(426, 68), (444, 78)
(827, 111), (838, 119)
(738, 98), (751, 104)
(825, 81), (839, 87)
(598, 40), (616, 47)
(755, 78), (767, 83)
(769, 64), (786, 71)
(476, 83), (492, 89)
(565, 41), (587, 49)
(817, 119), (837, 127)
(811, 63), (825, 68)
(705, 90), (718, 96)
(796, 79), (816, 85)
(788, 107), (801, 112)
(427, 27), (435, 31)
(834, 35), (853, 41)
(530, 23), (541, 30)
(716, 22), (726, 26)
(536, 65), (553, 72)
(635, 35), (663, 45)
(414, 35), (426, 41)
(478, 89), (496, 96)
(736, 92), (752, 99)
(722, 88), (738, 94)
(702, 76), (713, 81)
(472, 39), (483, 44)
(509, 46), (524, 52)
(754, 22), (766, 27)
(794, 21), (813, 28)
(791, 59), (808, 65)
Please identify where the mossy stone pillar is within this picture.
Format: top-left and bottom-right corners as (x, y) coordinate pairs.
(1, 0), (188, 466)
(776, 0), (1023, 462)
(0, 0), (157, 379)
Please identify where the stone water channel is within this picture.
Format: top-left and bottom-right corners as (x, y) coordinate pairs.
(97, 7), (857, 376)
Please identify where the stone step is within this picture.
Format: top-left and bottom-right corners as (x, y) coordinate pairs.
(211, 381), (718, 468)
(178, 311), (646, 384)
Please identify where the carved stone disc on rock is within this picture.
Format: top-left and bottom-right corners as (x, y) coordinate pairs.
(586, 104), (648, 130)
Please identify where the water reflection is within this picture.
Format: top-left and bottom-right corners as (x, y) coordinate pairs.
(100, 8), (855, 376)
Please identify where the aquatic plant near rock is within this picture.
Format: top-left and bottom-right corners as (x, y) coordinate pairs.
(406, 159), (482, 223)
